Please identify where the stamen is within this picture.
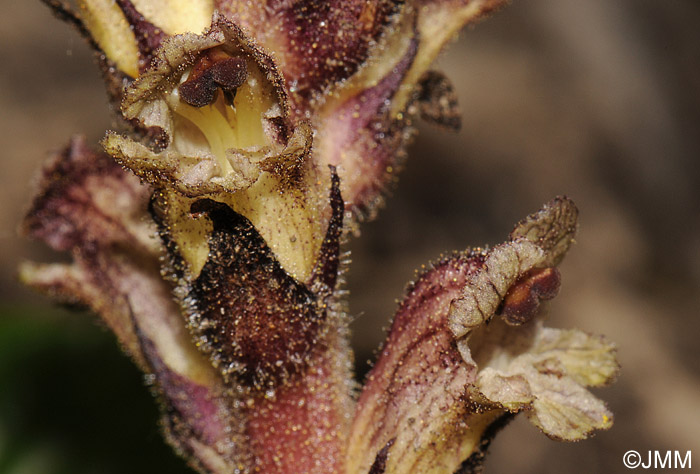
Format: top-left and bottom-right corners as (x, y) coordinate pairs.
(178, 50), (248, 108)
(499, 267), (561, 325)
(168, 92), (235, 175)
(167, 49), (277, 181)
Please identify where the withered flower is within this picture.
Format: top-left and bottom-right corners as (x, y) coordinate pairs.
(21, 1), (618, 473)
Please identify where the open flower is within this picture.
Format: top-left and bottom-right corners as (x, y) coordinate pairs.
(22, 1), (618, 473)
(45, 0), (504, 218)
(349, 197), (617, 473)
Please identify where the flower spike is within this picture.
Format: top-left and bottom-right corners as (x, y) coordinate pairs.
(22, 1), (619, 473)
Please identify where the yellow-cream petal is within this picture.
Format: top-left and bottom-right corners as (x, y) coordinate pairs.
(79, 0), (139, 77)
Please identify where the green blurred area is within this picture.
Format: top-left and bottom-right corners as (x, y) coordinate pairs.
(0, 305), (191, 474)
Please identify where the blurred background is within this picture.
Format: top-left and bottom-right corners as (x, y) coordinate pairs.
(2, 1), (699, 473)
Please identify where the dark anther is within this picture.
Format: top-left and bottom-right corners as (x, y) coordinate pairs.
(179, 76), (218, 108)
(179, 49), (248, 108)
(499, 267), (561, 325)
(210, 57), (248, 91)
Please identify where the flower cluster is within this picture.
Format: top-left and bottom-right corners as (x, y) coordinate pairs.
(21, 1), (618, 473)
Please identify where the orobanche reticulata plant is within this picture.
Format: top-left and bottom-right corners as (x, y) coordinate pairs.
(20, 1), (618, 473)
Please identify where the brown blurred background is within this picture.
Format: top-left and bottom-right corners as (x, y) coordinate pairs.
(2, 1), (699, 473)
